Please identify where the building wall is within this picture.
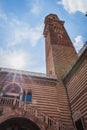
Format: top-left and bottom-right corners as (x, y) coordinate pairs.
(63, 52), (87, 129)
(56, 81), (73, 129)
(52, 45), (77, 79)
(0, 72), (59, 118)
(0, 71), (74, 129)
(45, 31), (56, 77)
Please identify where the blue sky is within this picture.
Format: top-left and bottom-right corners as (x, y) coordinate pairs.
(0, 0), (87, 73)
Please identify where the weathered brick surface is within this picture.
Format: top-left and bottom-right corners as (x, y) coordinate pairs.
(43, 14), (78, 79)
(63, 48), (87, 129)
(0, 72), (73, 129)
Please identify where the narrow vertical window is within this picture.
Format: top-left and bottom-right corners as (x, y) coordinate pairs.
(22, 90), (26, 101)
(26, 91), (32, 103)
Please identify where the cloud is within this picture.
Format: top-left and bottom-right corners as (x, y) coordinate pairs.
(7, 18), (43, 47)
(73, 35), (84, 52)
(57, 0), (87, 14)
(0, 7), (45, 73)
(29, 0), (42, 15)
(0, 10), (43, 47)
(0, 47), (45, 72)
(0, 9), (8, 20)
(0, 11), (44, 71)
(0, 47), (38, 70)
(0, 48), (27, 69)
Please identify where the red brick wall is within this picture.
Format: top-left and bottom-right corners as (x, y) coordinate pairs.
(43, 14), (78, 79)
(0, 72), (74, 129)
(64, 53), (87, 129)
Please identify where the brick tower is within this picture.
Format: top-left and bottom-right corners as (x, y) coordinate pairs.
(43, 14), (78, 79)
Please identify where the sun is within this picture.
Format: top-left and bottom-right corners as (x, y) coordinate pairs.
(8, 53), (26, 70)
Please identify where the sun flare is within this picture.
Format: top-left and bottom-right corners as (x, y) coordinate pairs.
(8, 53), (26, 70)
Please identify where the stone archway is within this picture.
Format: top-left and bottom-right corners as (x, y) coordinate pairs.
(0, 104), (46, 130)
(0, 98), (57, 130)
(0, 117), (40, 130)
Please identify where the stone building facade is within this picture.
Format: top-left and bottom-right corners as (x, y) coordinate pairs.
(0, 14), (87, 130)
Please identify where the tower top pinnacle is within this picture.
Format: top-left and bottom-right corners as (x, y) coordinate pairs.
(44, 14), (64, 24)
(43, 14), (64, 37)
(44, 14), (59, 23)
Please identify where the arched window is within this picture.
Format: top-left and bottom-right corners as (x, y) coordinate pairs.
(3, 83), (22, 99)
